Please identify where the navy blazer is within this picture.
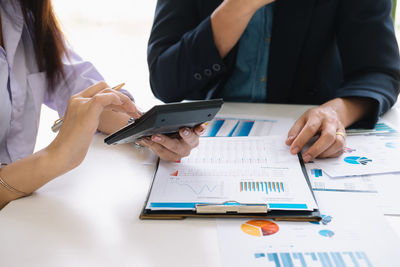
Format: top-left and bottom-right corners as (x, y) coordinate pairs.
(148, 0), (400, 127)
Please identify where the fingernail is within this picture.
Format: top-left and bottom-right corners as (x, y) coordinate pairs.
(291, 146), (300, 154)
(152, 135), (163, 142)
(182, 128), (190, 136)
(287, 135), (295, 141)
(303, 154), (313, 162)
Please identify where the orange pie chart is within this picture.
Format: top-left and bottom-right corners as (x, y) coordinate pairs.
(241, 220), (279, 237)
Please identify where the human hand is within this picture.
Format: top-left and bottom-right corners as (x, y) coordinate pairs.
(285, 104), (346, 163)
(49, 82), (139, 169)
(137, 124), (206, 162)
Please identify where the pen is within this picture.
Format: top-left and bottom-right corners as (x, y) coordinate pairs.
(51, 83), (126, 133)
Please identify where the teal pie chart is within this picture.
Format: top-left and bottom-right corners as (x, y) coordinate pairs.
(344, 156), (372, 165)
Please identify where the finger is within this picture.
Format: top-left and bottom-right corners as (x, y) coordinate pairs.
(286, 115), (306, 145)
(290, 117), (322, 155)
(104, 104), (136, 114)
(194, 124), (207, 136)
(151, 134), (192, 157)
(99, 89), (141, 116)
(179, 128), (200, 148)
(141, 138), (182, 162)
(318, 130), (346, 158)
(318, 142), (345, 158)
(136, 139), (148, 147)
(78, 81), (110, 98)
(301, 121), (337, 162)
(89, 92), (124, 114)
(326, 149), (345, 158)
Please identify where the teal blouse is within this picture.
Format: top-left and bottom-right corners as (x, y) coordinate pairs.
(222, 4), (274, 102)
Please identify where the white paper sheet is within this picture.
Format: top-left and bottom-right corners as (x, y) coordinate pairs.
(306, 162), (377, 193)
(346, 120), (398, 136)
(372, 174), (400, 215)
(146, 136), (317, 211)
(314, 135), (400, 177)
(217, 191), (400, 267)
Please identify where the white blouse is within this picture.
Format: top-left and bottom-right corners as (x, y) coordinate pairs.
(0, 0), (111, 164)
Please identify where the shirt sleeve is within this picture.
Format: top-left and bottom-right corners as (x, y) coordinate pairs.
(44, 45), (133, 117)
(334, 0), (400, 128)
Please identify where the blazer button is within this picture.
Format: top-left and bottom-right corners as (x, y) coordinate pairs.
(194, 73), (202, 80)
(212, 64), (221, 72)
(204, 69), (212, 76)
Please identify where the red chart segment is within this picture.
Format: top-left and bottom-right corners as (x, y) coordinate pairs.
(241, 220), (279, 237)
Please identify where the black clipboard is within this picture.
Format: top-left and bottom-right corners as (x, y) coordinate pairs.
(139, 154), (321, 222)
(105, 99), (223, 145)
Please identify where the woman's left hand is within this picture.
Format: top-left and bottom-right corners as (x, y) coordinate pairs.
(137, 125), (205, 161)
(285, 97), (376, 163)
(285, 104), (346, 163)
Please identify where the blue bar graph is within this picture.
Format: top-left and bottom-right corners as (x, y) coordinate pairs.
(375, 123), (397, 133)
(240, 181), (285, 194)
(234, 121), (255, 136)
(227, 122), (239, 137)
(207, 120), (224, 137)
(311, 169), (323, 178)
(259, 251), (373, 267)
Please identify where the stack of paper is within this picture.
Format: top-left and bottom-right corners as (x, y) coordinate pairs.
(210, 116), (400, 266)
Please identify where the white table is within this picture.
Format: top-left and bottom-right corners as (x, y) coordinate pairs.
(1, 103), (399, 267)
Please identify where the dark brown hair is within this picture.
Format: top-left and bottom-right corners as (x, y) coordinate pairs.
(20, 0), (67, 88)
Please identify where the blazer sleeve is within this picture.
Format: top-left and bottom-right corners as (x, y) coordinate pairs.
(335, 0), (400, 128)
(147, 0), (228, 102)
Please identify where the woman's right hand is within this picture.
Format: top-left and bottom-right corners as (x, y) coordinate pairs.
(0, 81), (138, 206)
(48, 82), (138, 171)
(211, 0), (275, 58)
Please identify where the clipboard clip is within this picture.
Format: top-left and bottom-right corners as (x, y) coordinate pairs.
(195, 201), (269, 214)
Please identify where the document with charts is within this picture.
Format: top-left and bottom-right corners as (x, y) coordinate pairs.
(146, 136), (318, 211)
(216, 191), (400, 267)
(314, 135), (400, 178)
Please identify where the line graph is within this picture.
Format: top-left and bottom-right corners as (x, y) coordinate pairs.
(168, 177), (224, 197)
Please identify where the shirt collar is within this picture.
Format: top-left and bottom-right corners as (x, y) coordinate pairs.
(0, 0), (24, 66)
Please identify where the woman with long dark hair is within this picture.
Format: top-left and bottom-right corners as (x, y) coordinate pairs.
(0, 0), (203, 208)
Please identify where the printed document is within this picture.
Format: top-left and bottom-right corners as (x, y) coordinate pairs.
(217, 191), (400, 267)
(146, 136), (317, 211)
(314, 135), (400, 177)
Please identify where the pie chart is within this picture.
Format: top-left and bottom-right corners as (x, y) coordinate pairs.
(241, 220), (279, 237)
(344, 156), (372, 165)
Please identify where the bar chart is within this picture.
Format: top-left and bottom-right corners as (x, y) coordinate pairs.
(203, 118), (280, 137)
(255, 251), (373, 267)
(240, 181), (285, 194)
(310, 169), (323, 178)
